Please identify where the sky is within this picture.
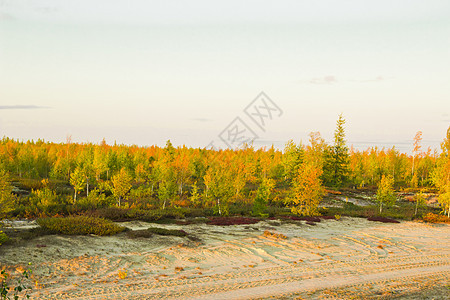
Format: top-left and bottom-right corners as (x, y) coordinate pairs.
(0, 0), (449, 152)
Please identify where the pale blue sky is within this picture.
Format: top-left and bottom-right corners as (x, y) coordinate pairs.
(1, 0), (449, 152)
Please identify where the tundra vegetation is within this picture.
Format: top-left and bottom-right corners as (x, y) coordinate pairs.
(0, 116), (449, 235)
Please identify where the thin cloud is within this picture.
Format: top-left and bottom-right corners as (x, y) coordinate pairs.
(0, 105), (50, 110)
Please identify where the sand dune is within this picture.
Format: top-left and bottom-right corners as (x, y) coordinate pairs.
(1, 218), (449, 299)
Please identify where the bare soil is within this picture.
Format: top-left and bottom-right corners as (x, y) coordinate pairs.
(1, 218), (449, 299)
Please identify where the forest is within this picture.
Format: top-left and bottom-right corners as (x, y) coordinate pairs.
(0, 116), (449, 223)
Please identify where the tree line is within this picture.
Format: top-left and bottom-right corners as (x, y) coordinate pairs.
(0, 115), (449, 218)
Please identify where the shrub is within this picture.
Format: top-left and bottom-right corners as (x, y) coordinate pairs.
(92, 207), (185, 222)
(17, 227), (53, 241)
(0, 231), (8, 246)
(145, 227), (187, 237)
(93, 207), (130, 221)
(126, 229), (154, 238)
(208, 217), (260, 226)
(263, 230), (287, 239)
(281, 215), (321, 222)
(367, 216), (400, 223)
(77, 190), (113, 210)
(37, 216), (125, 236)
(1, 263), (33, 299)
(140, 208), (185, 221)
(127, 227), (187, 238)
(422, 213), (450, 223)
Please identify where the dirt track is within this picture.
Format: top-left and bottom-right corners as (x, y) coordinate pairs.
(1, 218), (449, 299)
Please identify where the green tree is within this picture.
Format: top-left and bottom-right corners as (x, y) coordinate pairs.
(437, 185), (450, 218)
(432, 126), (450, 217)
(414, 191), (426, 217)
(324, 114), (349, 188)
(286, 163), (324, 216)
(203, 159), (234, 216)
(189, 181), (202, 207)
(252, 177), (275, 216)
(282, 140), (304, 185)
(111, 168), (133, 206)
(376, 175), (396, 214)
(158, 176), (177, 210)
(0, 170), (14, 219)
(70, 167), (86, 203)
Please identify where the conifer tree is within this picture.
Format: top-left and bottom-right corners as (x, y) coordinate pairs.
(324, 114), (349, 188)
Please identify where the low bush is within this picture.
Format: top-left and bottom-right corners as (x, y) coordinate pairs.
(281, 216), (322, 222)
(208, 217), (260, 226)
(0, 231), (8, 245)
(422, 213), (450, 223)
(93, 207), (130, 221)
(37, 216), (125, 236)
(175, 217), (210, 225)
(263, 230), (287, 239)
(145, 227), (187, 237)
(367, 216), (400, 223)
(141, 208), (185, 221)
(0, 227), (53, 245)
(92, 207), (185, 222)
(126, 229), (154, 238)
(127, 227), (187, 238)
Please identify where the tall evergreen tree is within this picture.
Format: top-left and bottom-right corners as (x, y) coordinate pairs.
(282, 140), (304, 185)
(324, 114), (349, 188)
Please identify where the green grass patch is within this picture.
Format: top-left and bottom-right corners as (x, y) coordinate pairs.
(37, 216), (125, 236)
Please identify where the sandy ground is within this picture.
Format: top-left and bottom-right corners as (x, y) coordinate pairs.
(1, 218), (449, 299)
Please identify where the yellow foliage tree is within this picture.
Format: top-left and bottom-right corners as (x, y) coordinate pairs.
(111, 168), (133, 207)
(287, 163), (324, 216)
(0, 170), (14, 219)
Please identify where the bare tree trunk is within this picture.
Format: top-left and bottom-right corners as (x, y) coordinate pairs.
(415, 199), (419, 216)
(178, 181), (183, 195)
(379, 202), (383, 214)
(217, 199), (221, 215)
(86, 178), (89, 197)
